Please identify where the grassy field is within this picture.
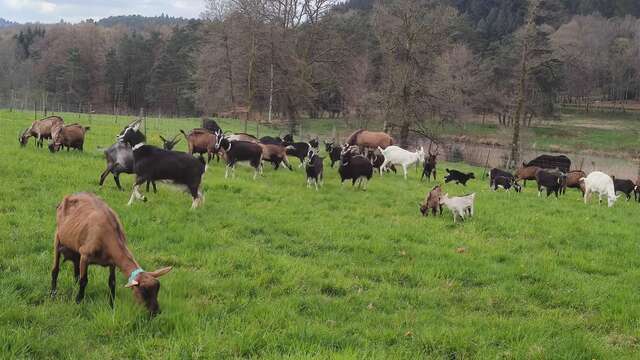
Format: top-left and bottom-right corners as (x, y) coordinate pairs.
(2, 110), (640, 358)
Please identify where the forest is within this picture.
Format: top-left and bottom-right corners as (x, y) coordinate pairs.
(0, 0), (639, 145)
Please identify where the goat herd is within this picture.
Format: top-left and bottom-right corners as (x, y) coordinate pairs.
(16, 115), (639, 316)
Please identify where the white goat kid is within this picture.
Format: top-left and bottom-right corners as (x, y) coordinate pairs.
(378, 146), (424, 180)
(439, 193), (476, 223)
(581, 171), (620, 207)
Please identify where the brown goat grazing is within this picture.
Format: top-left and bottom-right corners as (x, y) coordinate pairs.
(19, 116), (64, 148)
(514, 164), (540, 187)
(180, 128), (220, 164)
(259, 143), (293, 170)
(49, 123), (90, 152)
(564, 170), (586, 195)
(420, 184), (443, 216)
(345, 129), (394, 151)
(51, 193), (172, 315)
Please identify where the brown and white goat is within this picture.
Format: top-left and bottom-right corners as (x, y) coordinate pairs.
(19, 116), (64, 148)
(48, 123), (90, 152)
(564, 170), (586, 195)
(180, 128), (220, 164)
(420, 184), (443, 216)
(51, 193), (172, 315)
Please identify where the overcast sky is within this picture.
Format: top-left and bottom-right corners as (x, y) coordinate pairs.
(1, 0), (204, 23)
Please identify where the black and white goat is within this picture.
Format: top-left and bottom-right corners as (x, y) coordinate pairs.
(285, 137), (319, 166)
(324, 141), (342, 168)
(304, 148), (324, 190)
(117, 119), (206, 209)
(218, 136), (263, 180)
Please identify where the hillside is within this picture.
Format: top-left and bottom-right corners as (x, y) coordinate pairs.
(0, 18), (17, 28)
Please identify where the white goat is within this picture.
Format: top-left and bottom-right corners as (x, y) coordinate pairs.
(581, 171), (619, 207)
(377, 146), (424, 180)
(439, 193), (476, 223)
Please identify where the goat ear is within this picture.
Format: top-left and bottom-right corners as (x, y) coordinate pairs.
(124, 280), (139, 288)
(148, 266), (173, 278)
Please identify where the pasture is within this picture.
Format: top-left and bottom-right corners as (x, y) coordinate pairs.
(2, 110), (640, 358)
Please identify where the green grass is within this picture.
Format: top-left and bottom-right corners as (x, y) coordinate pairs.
(2, 110), (640, 358)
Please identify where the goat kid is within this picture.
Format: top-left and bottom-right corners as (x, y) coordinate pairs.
(439, 193), (476, 223)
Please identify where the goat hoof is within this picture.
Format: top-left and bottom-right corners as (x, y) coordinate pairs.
(50, 290), (57, 298)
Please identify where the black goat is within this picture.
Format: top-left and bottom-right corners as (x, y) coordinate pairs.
(202, 118), (222, 133)
(324, 141), (342, 168)
(339, 146), (373, 190)
(489, 168), (515, 188)
(613, 178), (636, 201)
(259, 136), (283, 145)
(118, 119), (206, 209)
(535, 169), (565, 198)
(304, 148), (324, 190)
(444, 169), (475, 186)
(219, 137), (263, 179)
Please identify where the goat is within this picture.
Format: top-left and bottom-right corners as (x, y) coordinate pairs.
(324, 141), (342, 168)
(439, 193), (475, 223)
(613, 178), (636, 201)
(345, 129), (394, 152)
(259, 135), (284, 145)
(378, 146), (424, 180)
(420, 184), (443, 216)
(180, 128), (220, 164)
(98, 142), (157, 193)
(51, 192), (172, 315)
(525, 154), (571, 173)
(159, 134), (181, 150)
(421, 145), (439, 181)
(535, 169), (565, 198)
(581, 171), (619, 207)
(514, 164), (540, 187)
(338, 146), (373, 190)
(493, 176), (522, 192)
(19, 116), (64, 148)
(489, 168), (521, 192)
(286, 142), (315, 167)
(48, 123), (90, 152)
(304, 148), (324, 190)
(259, 143), (293, 170)
(228, 133), (259, 143)
(118, 119), (206, 209)
(202, 118), (222, 133)
(563, 170), (586, 195)
(218, 136), (263, 180)
(368, 149), (396, 175)
(444, 168), (475, 186)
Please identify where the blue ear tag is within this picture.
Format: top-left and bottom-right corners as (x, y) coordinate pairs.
(127, 268), (145, 285)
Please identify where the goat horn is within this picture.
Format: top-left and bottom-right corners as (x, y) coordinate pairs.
(124, 280), (139, 288)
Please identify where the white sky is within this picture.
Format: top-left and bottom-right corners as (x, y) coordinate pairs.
(1, 0), (204, 23)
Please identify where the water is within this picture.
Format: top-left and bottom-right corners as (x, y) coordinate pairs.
(418, 140), (639, 180)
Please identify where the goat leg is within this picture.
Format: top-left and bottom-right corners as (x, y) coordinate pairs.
(50, 240), (61, 298)
(75, 256), (89, 304)
(108, 265), (116, 308)
(99, 164), (115, 186)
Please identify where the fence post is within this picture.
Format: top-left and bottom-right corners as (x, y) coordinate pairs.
(34, 101), (37, 120)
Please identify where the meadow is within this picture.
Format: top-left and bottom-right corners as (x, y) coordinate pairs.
(1, 110), (640, 359)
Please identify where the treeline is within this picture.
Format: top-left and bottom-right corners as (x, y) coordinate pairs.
(0, 1), (640, 143)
